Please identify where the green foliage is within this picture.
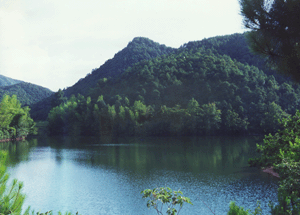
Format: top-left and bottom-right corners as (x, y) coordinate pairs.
(0, 151), (28, 214)
(0, 95), (37, 140)
(0, 83), (53, 107)
(47, 42), (300, 136)
(260, 102), (290, 134)
(86, 41), (297, 136)
(224, 109), (249, 134)
(227, 201), (262, 215)
(249, 110), (300, 167)
(0, 75), (21, 87)
(239, 0), (300, 81)
(63, 37), (175, 97)
(269, 158), (300, 214)
(1, 150), (78, 215)
(249, 111), (300, 214)
(33, 34), (300, 133)
(141, 187), (192, 215)
(229, 111), (300, 214)
(50, 89), (66, 108)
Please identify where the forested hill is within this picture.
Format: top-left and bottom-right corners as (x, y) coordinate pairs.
(47, 33), (300, 136)
(30, 37), (174, 120)
(0, 74), (22, 86)
(181, 33), (288, 83)
(0, 82), (53, 106)
(64, 37), (175, 97)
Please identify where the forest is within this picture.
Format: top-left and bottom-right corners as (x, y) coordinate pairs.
(46, 33), (299, 137)
(0, 82), (53, 106)
(0, 74), (22, 87)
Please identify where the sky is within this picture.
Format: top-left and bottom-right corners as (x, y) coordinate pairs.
(0, 0), (246, 92)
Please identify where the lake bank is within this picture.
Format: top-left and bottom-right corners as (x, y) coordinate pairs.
(0, 136), (26, 143)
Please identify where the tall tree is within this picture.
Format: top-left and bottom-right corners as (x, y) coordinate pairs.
(0, 95), (37, 139)
(239, 0), (300, 81)
(51, 89), (67, 108)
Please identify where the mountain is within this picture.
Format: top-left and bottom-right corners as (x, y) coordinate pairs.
(0, 82), (53, 106)
(31, 37), (175, 120)
(46, 33), (300, 136)
(64, 37), (175, 97)
(0, 74), (22, 86)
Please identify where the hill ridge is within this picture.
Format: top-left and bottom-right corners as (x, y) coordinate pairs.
(0, 82), (53, 106)
(0, 74), (22, 87)
(63, 37), (175, 97)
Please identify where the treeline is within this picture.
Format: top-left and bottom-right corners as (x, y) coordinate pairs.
(0, 95), (37, 140)
(48, 94), (223, 136)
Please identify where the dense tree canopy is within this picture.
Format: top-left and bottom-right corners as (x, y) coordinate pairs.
(31, 37), (174, 121)
(63, 37), (175, 97)
(0, 95), (37, 140)
(0, 74), (21, 87)
(240, 0), (300, 81)
(0, 82), (53, 106)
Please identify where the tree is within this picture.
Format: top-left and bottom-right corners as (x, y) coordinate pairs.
(141, 187), (192, 215)
(227, 201), (262, 215)
(0, 151), (29, 214)
(239, 0), (300, 81)
(249, 111), (300, 214)
(51, 89), (67, 108)
(0, 95), (37, 139)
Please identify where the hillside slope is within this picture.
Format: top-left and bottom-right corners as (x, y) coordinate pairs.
(0, 82), (53, 106)
(31, 37), (175, 120)
(64, 37), (175, 97)
(47, 34), (300, 136)
(182, 33), (288, 83)
(0, 74), (22, 86)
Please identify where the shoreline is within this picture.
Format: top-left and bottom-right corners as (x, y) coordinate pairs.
(0, 136), (26, 143)
(262, 166), (280, 178)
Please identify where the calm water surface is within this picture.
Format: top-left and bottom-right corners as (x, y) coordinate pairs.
(2, 136), (278, 214)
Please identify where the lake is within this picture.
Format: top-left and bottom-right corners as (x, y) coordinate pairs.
(2, 136), (278, 214)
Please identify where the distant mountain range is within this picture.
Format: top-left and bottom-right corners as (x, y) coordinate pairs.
(0, 75), (53, 106)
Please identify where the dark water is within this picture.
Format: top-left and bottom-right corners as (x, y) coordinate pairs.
(2, 136), (278, 214)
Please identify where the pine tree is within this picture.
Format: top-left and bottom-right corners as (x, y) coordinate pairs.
(239, 0), (300, 81)
(0, 151), (30, 215)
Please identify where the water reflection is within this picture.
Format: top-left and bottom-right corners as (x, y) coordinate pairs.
(4, 136), (277, 214)
(0, 139), (38, 166)
(39, 136), (256, 176)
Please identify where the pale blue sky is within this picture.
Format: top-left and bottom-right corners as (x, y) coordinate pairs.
(0, 0), (246, 91)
